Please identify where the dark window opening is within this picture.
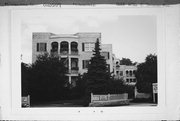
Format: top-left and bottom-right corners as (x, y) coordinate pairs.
(71, 58), (78, 70)
(71, 42), (78, 55)
(83, 60), (89, 69)
(37, 43), (47, 52)
(60, 41), (68, 54)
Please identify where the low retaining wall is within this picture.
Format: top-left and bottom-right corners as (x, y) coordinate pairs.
(135, 93), (151, 99)
(134, 87), (151, 99)
(89, 93), (129, 107)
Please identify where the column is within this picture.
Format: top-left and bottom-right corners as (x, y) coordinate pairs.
(69, 76), (71, 84)
(68, 42), (71, 55)
(69, 57), (71, 71)
(68, 42), (71, 74)
(59, 42), (61, 54)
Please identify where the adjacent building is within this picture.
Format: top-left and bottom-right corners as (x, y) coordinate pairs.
(114, 59), (137, 85)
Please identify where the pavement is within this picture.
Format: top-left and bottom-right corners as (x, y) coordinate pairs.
(30, 102), (157, 107)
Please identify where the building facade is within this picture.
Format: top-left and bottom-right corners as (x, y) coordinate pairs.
(114, 61), (137, 85)
(32, 32), (113, 86)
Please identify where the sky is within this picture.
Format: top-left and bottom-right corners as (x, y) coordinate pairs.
(21, 14), (157, 64)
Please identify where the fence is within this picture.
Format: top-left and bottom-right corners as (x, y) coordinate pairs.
(91, 93), (128, 103)
(134, 87), (151, 99)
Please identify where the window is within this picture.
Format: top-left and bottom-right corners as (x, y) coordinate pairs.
(83, 43), (95, 52)
(71, 58), (78, 70)
(60, 41), (68, 53)
(71, 42), (78, 51)
(101, 52), (109, 60)
(37, 43), (47, 52)
(120, 71), (123, 76)
(83, 60), (89, 69)
(61, 58), (69, 68)
(126, 70), (129, 76)
(130, 70), (133, 76)
(51, 42), (58, 52)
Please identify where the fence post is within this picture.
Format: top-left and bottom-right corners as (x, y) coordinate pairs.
(91, 93), (93, 103)
(108, 94), (110, 101)
(28, 95), (30, 107)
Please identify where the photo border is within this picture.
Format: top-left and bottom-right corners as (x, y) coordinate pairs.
(2, 5), (179, 120)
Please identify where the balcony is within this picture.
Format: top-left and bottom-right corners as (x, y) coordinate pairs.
(71, 66), (79, 74)
(67, 67), (79, 74)
(71, 49), (78, 55)
(60, 48), (69, 55)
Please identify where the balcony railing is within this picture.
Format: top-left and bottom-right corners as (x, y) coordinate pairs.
(50, 51), (58, 57)
(65, 67), (79, 74)
(70, 70), (79, 74)
(68, 70), (78, 74)
(71, 50), (78, 55)
(60, 48), (69, 55)
(60, 49), (79, 55)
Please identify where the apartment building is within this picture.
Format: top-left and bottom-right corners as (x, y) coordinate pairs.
(32, 32), (113, 86)
(114, 59), (137, 85)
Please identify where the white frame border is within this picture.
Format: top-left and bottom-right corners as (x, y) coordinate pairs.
(1, 5), (180, 120)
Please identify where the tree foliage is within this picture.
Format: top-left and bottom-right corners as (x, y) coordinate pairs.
(21, 63), (30, 96)
(135, 54), (157, 93)
(85, 39), (111, 95)
(108, 79), (132, 94)
(120, 58), (135, 65)
(28, 53), (67, 103)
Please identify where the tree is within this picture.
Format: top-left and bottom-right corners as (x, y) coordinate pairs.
(69, 74), (87, 99)
(135, 54), (157, 93)
(120, 58), (133, 65)
(21, 62), (30, 96)
(84, 39), (111, 104)
(28, 53), (67, 103)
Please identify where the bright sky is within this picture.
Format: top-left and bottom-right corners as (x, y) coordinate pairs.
(21, 14), (157, 64)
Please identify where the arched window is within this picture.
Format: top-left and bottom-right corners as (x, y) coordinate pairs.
(126, 70), (129, 75)
(51, 42), (58, 52)
(71, 42), (78, 50)
(71, 42), (78, 54)
(60, 41), (68, 54)
(130, 70), (132, 76)
(133, 70), (136, 75)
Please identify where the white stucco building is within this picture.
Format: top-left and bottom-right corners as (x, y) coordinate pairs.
(114, 63), (137, 85)
(32, 32), (114, 86)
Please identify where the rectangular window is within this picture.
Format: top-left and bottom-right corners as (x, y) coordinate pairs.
(101, 52), (109, 60)
(83, 60), (89, 69)
(84, 43), (95, 52)
(82, 43), (84, 51)
(37, 43), (47, 52)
